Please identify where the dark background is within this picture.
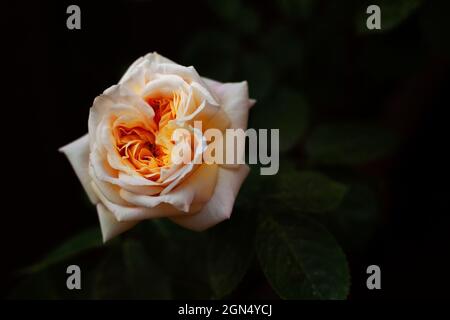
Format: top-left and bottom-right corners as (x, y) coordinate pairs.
(3, 0), (450, 299)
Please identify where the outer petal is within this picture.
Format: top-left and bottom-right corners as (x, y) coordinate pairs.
(203, 79), (255, 168)
(202, 79), (255, 130)
(59, 134), (98, 204)
(119, 52), (176, 83)
(91, 181), (181, 221)
(170, 165), (250, 231)
(120, 163), (218, 213)
(96, 203), (138, 242)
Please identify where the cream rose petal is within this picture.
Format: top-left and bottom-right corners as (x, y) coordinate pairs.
(203, 79), (255, 130)
(119, 52), (176, 83)
(170, 165), (250, 231)
(61, 52), (254, 242)
(97, 203), (138, 242)
(59, 134), (98, 204)
(120, 163), (218, 213)
(203, 79), (255, 169)
(90, 181), (181, 221)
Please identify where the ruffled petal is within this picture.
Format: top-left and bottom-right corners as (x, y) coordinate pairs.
(91, 181), (181, 221)
(170, 165), (250, 231)
(203, 79), (254, 130)
(96, 203), (138, 242)
(120, 163), (218, 212)
(119, 52), (176, 83)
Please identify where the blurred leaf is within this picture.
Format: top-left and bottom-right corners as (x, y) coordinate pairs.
(8, 270), (60, 299)
(357, 37), (425, 82)
(137, 220), (212, 299)
(420, 0), (450, 57)
(262, 26), (304, 73)
(20, 227), (102, 274)
(235, 164), (273, 209)
(253, 89), (309, 152)
(234, 5), (260, 35)
(10, 259), (99, 300)
(356, 0), (423, 34)
(206, 0), (260, 35)
(92, 239), (171, 299)
(256, 213), (350, 299)
(304, 25), (347, 109)
(206, 0), (241, 22)
(123, 239), (171, 299)
(182, 31), (238, 81)
(274, 170), (348, 213)
(92, 246), (127, 299)
(326, 184), (380, 252)
(306, 123), (399, 166)
(207, 209), (256, 298)
(278, 0), (316, 20)
(240, 53), (275, 101)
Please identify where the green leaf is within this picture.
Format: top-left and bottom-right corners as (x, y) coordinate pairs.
(8, 270), (60, 299)
(10, 259), (99, 300)
(240, 53), (275, 101)
(261, 26), (305, 73)
(256, 213), (350, 299)
(356, 37), (425, 82)
(207, 209), (256, 298)
(123, 239), (171, 299)
(325, 183), (380, 252)
(306, 123), (399, 166)
(92, 246), (128, 299)
(206, 0), (241, 22)
(275, 170), (348, 213)
(92, 239), (171, 299)
(420, 0), (450, 56)
(277, 0), (316, 20)
(182, 31), (238, 81)
(253, 89), (309, 152)
(137, 220), (212, 299)
(20, 227), (102, 274)
(356, 0), (423, 34)
(206, 0), (260, 35)
(235, 164), (273, 210)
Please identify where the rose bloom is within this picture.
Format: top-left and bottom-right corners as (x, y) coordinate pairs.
(60, 53), (254, 242)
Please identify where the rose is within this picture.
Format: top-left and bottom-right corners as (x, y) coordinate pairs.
(60, 52), (254, 242)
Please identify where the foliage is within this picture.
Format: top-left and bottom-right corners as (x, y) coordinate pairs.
(9, 0), (436, 299)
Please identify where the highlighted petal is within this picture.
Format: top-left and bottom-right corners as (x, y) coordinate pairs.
(170, 165), (250, 231)
(91, 181), (180, 221)
(120, 163), (218, 212)
(59, 134), (98, 204)
(97, 203), (138, 242)
(203, 79), (254, 130)
(219, 82), (252, 130)
(119, 52), (176, 83)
